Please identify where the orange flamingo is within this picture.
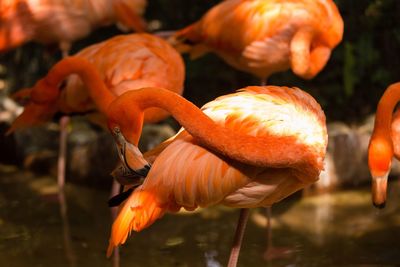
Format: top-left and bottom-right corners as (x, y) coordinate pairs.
(105, 85), (327, 266)
(1, 0), (147, 56)
(368, 82), (400, 208)
(171, 0), (343, 84)
(8, 33), (185, 188)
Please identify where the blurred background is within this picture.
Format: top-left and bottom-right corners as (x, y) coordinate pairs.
(1, 0), (400, 267)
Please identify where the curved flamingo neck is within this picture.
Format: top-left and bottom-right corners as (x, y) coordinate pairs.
(35, 56), (114, 114)
(372, 82), (400, 144)
(108, 87), (324, 181)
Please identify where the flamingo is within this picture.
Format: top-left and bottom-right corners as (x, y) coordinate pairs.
(8, 33), (185, 190)
(368, 82), (400, 208)
(104, 85), (327, 266)
(0, 0), (147, 57)
(170, 0), (343, 84)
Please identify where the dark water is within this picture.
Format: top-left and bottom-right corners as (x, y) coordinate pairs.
(1, 164), (400, 267)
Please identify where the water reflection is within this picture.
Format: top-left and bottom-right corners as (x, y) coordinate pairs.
(1, 164), (400, 267)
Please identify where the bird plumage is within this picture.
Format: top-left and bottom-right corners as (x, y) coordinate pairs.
(106, 85), (327, 256)
(171, 0), (343, 80)
(0, 0), (147, 53)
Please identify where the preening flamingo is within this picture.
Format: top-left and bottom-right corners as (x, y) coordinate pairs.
(8, 33), (185, 189)
(105, 86), (327, 266)
(368, 82), (400, 208)
(0, 0), (147, 56)
(171, 0), (343, 84)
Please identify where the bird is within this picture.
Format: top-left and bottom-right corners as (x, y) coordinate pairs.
(104, 85), (328, 266)
(170, 0), (343, 84)
(0, 0), (147, 57)
(8, 33), (185, 190)
(368, 82), (400, 208)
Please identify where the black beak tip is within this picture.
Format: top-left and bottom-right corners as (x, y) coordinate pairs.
(136, 164), (151, 176)
(373, 201), (386, 209)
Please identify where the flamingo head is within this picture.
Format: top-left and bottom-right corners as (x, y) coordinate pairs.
(107, 120), (150, 186)
(368, 136), (393, 208)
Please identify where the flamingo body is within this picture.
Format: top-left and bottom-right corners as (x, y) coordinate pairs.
(60, 33), (185, 123)
(0, 0), (147, 53)
(107, 86), (327, 254)
(9, 33), (185, 132)
(172, 0), (343, 80)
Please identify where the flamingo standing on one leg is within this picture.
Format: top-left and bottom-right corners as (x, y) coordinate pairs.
(1, 0), (147, 57)
(170, 0), (343, 85)
(368, 82), (400, 208)
(104, 85), (327, 267)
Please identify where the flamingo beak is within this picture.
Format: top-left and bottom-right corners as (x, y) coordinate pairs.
(111, 127), (151, 184)
(371, 173), (388, 209)
(111, 161), (147, 185)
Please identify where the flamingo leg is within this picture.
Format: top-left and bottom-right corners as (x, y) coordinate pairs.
(264, 207), (273, 261)
(58, 175), (77, 267)
(57, 42), (71, 190)
(227, 208), (250, 267)
(266, 207), (272, 245)
(57, 116), (69, 190)
(110, 179), (122, 267)
(59, 41), (71, 59)
(263, 206), (294, 261)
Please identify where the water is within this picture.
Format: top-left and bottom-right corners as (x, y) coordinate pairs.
(1, 164), (400, 267)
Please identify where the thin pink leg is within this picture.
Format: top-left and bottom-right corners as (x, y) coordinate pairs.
(57, 116), (77, 266)
(58, 188), (77, 267)
(227, 208), (250, 267)
(58, 116), (69, 189)
(110, 179), (121, 267)
(264, 207), (272, 259)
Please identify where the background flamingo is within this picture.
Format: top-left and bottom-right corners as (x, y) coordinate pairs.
(368, 82), (400, 208)
(170, 0), (343, 85)
(104, 85), (327, 266)
(9, 33), (184, 194)
(0, 0), (147, 56)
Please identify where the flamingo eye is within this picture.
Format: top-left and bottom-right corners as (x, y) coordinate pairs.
(113, 126), (121, 134)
